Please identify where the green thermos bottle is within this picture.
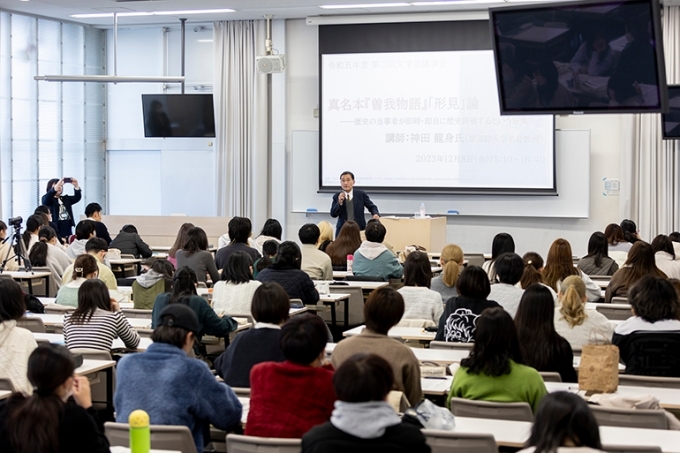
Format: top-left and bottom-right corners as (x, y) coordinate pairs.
(129, 409), (150, 453)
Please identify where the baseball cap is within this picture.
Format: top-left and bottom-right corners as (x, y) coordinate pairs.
(157, 304), (199, 334)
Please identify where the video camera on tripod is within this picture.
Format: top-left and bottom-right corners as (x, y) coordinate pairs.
(0, 215), (33, 273)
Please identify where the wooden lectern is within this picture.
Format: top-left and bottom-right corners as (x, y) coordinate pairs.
(380, 217), (447, 253)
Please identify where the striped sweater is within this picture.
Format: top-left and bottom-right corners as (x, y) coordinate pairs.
(64, 308), (140, 351)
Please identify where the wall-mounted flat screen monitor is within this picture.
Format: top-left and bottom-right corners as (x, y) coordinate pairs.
(489, 0), (667, 115)
(142, 94), (215, 138)
(662, 86), (680, 139)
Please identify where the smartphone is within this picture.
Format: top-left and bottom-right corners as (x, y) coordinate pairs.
(63, 177), (72, 184)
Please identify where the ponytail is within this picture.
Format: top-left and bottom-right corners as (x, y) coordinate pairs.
(559, 275), (587, 328)
(441, 260), (461, 288)
(21, 230), (33, 250)
(29, 242), (49, 267)
(520, 252), (544, 289)
(170, 266), (198, 304)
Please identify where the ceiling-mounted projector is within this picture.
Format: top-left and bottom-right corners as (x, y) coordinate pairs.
(256, 55), (286, 74)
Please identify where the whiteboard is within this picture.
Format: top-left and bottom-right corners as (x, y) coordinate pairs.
(291, 129), (590, 218)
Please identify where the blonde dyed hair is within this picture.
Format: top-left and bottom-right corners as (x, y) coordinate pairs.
(440, 244), (464, 288)
(317, 221), (334, 245)
(559, 275), (587, 328)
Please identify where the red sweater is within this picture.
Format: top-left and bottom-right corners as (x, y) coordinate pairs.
(245, 361), (336, 438)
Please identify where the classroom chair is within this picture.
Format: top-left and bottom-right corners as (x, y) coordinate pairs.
(105, 422), (198, 453)
(448, 397), (534, 422)
(618, 374), (680, 389)
(430, 341), (474, 351)
(539, 372), (562, 382)
(590, 405), (669, 430)
(44, 304), (75, 314)
(121, 308), (152, 319)
(423, 430), (498, 453)
(596, 305), (632, 321)
(611, 296), (629, 304)
(0, 378), (15, 392)
(226, 434), (301, 453)
(70, 348), (115, 411)
(464, 254), (486, 268)
(16, 317), (45, 333)
(344, 275), (386, 282)
(603, 445), (662, 453)
(328, 286), (365, 326)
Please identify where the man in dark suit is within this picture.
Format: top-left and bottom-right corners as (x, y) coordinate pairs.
(330, 171), (380, 237)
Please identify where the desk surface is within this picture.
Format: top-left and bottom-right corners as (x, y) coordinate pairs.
(76, 359), (116, 375)
(320, 293), (350, 302)
(545, 381), (680, 410)
(35, 332), (155, 351)
(322, 281), (389, 290)
(109, 258), (143, 265)
(343, 325), (436, 342)
(30, 313), (151, 329)
(1, 271), (51, 278)
(0, 390), (11, 400)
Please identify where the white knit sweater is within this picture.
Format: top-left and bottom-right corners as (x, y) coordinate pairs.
(0, 321), (38, 395)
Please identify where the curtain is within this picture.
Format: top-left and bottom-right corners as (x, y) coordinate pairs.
(213, 20), (269, 228)
(620, 6), (680, 239)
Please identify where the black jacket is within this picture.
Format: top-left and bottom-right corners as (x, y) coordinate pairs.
(92, 221), (112, 245)
(256, 266), (320, 305)
(302, 421), (431, 453)
(41, 188), (81, 232)
(435, 296), (500, 342)
(110, 232), (153, 258)
(330, 189), (379, 237)
(613, 330), (680, 377)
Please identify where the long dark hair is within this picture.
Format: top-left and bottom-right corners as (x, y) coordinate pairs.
(461, 307), (523, 376)
(620, 219), (640, 244)
(256, 240), (279, 274)
(182, 227), (209, 256)
(325, 220), (361, 267)
(70, 279), (112, 324)
(515, 284), (571, 372)
(170, 266), (198, 304)
(29, 226), (59, 267)
(150, 259), (175, 293)
(169, 223), (194, 259)
(221, 251), (254, 283)
(651, 234), (676, 259)
(613, 241), (666, 290)
(272, 241), (302, 271)
(22, 215), (42, 250)
(520, 252), (544, 289)
(7, 344), (75, 453)
(527, 391), (601, 453)
(403, 251), (432, 288)
(583, 231), (609, 267)
(259, 218), (282, 240)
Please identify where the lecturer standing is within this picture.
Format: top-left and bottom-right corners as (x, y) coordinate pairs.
(330, 171), (380, 237)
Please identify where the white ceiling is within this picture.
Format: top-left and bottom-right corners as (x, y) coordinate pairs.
(0, 0), (675, 27)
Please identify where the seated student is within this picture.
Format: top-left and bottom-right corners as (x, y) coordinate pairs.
(253, 239), (277, 278)
(115, 304), (242, 453)
(246, 314), (336, 438)
(84, 202), (112, 245)
(620, 219), (641, 245)
(63, 279), (140, 351)
(176, 227), (220, 284)
(605, 241), (666, 303)
(435, 266), (500, 343)
(0, 344), (110, 453)
(109, 224), (153, 258)
(397, 252), (442, 325)
(256, 241), (320, 306)
(555, 276), (615, 350)
(35, 205), (62, 244)
(214, 282), (288, 387)
(215, 217), (261, 270)
(613, 275), (680, 376)
(303, 353), (430, 453)
(61, 237), (117, 290)
(669, 231), (680, 260)
(483, 233), (515, 282)
(448, 307), (547, 413)
(21, 215), (43, 257)
(488, 253), (525, 318)
(325, 220), (362, 271)
(132, 259), (174, 309)
(0, 279), (38, 395)
(430, 244), (463, 303)
(353, 222), (403, 281)
(152, 266), (236, 344)
(168, 222), (194, 268)
(652, 234), (680, 279)
(518, 391), (603, 453)
(605, 223), (632, 253)
(212, 251), (261, 315)
(299, 223), (334, 281)
(56, 254), (100, 307)
(520, 252), (544, 289)
(253, 218), (283, 255)
(578, 232), (619, 276)
(29, 226), (72, 295)
(331, 287), (422, 405)
(515, 285), (577, 383)
(543, 238), (601, 302)
(0, 221), (18, 271)
(66, 220), (96, 259)
(317, 220), (334, 252)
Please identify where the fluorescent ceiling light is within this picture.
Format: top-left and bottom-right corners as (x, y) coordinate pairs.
(319, 3), (411, 9)
(197, 39), (214, 43)
(70, 9), (235, 19)
(411, 1), (503, 4)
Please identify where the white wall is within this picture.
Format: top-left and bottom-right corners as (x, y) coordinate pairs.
(284, 19), (626, 257)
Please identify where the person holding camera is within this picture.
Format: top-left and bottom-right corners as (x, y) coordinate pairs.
(41, 178), (81, 241)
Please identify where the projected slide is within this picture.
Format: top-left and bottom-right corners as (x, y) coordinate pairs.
(321, 50), (554, 192)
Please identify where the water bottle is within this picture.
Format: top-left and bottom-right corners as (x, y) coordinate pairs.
(129, 409), (150, 453)
(419, 203), (426, 218)
(346, 254), (354, 275)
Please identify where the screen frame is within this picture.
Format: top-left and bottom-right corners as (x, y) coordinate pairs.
(662, 85), (680, 140)
(488, 0), (668, 116)
(141, 93), (216, 138)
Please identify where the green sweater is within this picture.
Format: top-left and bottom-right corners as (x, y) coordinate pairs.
(447, 360), (547, 413)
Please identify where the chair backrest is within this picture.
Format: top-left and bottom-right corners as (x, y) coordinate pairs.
(423, 430), (498, 453)
(121, 254), (136, 259)
(618, 374), (680, 389)
(611, 296), (629, 304)
(430, 341), (474, 351)
(69, 348), (113, 361)
(121, 308), (153, 319)
(603, 445), (663, 453)
(226, 434), (301, 453)
(0, 378), (16, 392)
(539, 371), (562, 382)
(17, 317), (46, 333)
(328, 286), (365, 326)
(344, 275), (386, 282)
(105, 422), (198, 453)
(44, 304), (75, 314)
(590, 405), (668, 430)
(387, 390), (410, 412)
(464, 254), (486, 268)
(448, 397), (534, 422)
(596, 305), (633, 321)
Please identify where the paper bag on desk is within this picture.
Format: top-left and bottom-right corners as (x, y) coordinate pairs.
(579, 342), (619, 393)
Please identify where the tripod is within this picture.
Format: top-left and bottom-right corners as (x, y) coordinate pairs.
(0, 222), (32, 273)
